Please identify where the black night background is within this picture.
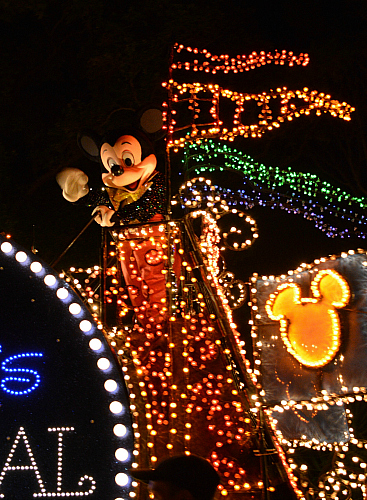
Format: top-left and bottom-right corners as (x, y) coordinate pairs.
(1, 1), (367, 498)
(1, 0), (366, 273)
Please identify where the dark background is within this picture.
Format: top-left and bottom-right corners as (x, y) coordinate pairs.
(1, 0), (366, 289)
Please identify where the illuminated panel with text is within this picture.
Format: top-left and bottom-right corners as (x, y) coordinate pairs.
(0, 235), (134, 500)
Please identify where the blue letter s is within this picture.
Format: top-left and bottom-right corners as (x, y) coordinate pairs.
(1, 352), (43, 395)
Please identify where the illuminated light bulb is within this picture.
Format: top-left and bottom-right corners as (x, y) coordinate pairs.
(56, 287), (69, 300)
(113, 424), (127, 437)
(97, 357), (110, 370)
(1, 241), (12, 253)
(110, 401), (123, 414)
(30, 261), (43, 273)
(15, 251), (27, 263)
(69, 302), (81, 315)
(115, 448), (129, 461)
(79, 320), (92, 332)
(115, 473), (129, 486)
(44, 274), (57, 287)
(104, 379), (118, 392)
(89, 338), (102, 351)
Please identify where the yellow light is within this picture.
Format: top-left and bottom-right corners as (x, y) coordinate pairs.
(266, 270), (350, 367)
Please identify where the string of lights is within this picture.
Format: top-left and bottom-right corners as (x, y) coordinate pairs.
(250, 250), (367, 500)
(62, 218), (270, 497)
(179, 140), (367, 239)
(171, 43), (310, 74)
(162, 44), (354, 150)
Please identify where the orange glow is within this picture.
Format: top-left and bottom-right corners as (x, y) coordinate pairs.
(266, 270), (350, 367)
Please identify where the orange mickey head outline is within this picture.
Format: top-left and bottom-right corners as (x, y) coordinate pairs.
(265, 270), (350, 368)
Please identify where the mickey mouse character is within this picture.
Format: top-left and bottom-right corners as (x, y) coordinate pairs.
(57, 109), (171, 332)
(57, 108), (166, 226)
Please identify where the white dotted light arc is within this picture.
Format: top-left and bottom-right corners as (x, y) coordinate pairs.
(0, 236), (133, 498)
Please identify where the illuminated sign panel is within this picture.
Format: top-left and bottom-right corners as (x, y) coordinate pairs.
(252, 251), (367, 442)
(0, 237), (134, 499)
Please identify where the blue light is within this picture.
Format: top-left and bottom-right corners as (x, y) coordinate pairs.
(1, 352), (43, 395)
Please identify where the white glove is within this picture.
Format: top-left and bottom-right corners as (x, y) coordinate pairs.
(92, 206), (115, 227)
(56, 168), (89, 202)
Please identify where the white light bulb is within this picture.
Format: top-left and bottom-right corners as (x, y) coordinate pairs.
(44, 274), (57, 286)
(79, 320), (92, 332)
(56, 288), (69, 300)
(115, 448), (129, 462)
(97, 358), (110, 370)
(115, 473), (129, 486)
(89, 338), (102, 351)
(30, 261), (42, 273)
(104, 379), (118, 392)
(69, 303), (81, 315)
(110, 401), (123, 414)
(15, 251), (27, 263)
(113, 424), (127, 437)
(1, 242), (12, 253)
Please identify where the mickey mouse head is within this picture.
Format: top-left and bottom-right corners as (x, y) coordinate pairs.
(57, 107), (166, 227)
(265, 270), (350, 368)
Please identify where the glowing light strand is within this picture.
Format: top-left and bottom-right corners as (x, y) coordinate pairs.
(180, 140), (367, 239)
(171, 43), (310, 73)
(163, 83), (353, 147)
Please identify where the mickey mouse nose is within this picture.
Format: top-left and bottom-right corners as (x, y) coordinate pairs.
(111, 164), (124, 176)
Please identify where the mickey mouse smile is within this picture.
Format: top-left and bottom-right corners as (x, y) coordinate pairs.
(124, 177), (141, 192)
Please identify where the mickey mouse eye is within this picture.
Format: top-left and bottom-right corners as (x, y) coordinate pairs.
(121, 152), (135, 168)
(107, 158), (118, 171)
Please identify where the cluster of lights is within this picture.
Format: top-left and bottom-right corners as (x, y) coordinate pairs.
(162, 45), (353, 150)
(265, 399), (367, 500)
(220, 212), (258, 251)
(265, 269), (350, 368)
(0, 427), (48, 497)
(66, 219), (264, 496)
(0, 426), (98, 498)
(312, 406), (367, 500)
(62, 220), (367, 499)
(250, 250), (367, 499)
(163, 83), (353, 149)
(0, 236), (133, 497)
(1, 352), (43, 395)
(177, 177), (259, 252)
(60, 266), (102, 316)
(218, 272), (247, 310)
(181, 140), (367, 239)
(171, 43), (310, 74)
(193, 210), (248, 357)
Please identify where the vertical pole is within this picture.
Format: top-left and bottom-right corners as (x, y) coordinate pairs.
(165, 43), (175, 218)
(100, 228), (108, 327)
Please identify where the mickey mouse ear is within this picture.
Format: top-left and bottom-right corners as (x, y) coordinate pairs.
(137, 106), (165, 140)
(77, 130), (102, 162)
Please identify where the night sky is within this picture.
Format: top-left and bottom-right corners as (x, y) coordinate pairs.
(1, 0), (366, 284)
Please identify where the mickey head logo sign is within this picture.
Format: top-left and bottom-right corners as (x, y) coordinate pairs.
(265, 270), (350, 368)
